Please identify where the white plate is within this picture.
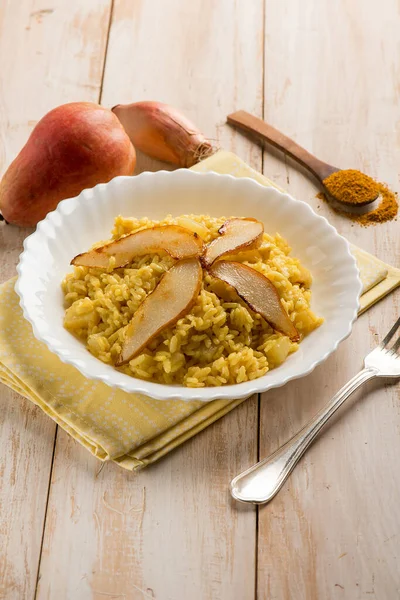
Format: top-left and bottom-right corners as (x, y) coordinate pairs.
(16, 170), (362, 402)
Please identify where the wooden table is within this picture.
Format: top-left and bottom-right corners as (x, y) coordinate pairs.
(1, 1), (399, 599)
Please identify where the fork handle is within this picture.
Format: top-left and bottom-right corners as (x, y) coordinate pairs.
(230, 367), (377, 504)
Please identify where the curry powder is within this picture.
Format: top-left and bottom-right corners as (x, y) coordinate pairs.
(319, 169), (398, 226)
(323, 169), (379, 206)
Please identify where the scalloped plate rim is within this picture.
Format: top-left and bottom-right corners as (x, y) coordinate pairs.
(15, 170), (362, 402)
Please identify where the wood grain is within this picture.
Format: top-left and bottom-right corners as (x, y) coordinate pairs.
(0, 1), (113, 598)
(1, 1), (400, 598)
(258, 1), (400, 599)
(35, 1), (264, 599)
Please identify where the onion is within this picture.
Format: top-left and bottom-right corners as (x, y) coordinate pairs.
(112, 101), (213, 168)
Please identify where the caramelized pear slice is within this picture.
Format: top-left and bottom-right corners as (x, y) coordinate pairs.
(72, 225), (204, 268)
(210, 260), (300, 341)
(116, 258), (202, 365)
(201, 218), (264, 268)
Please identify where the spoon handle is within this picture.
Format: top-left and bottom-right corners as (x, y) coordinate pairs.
(227, 111), (338, 182)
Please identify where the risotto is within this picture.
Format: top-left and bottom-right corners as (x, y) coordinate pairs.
(62, 214), (323, 387)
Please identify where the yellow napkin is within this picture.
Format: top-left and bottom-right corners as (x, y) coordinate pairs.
(0, 151), (398, 470)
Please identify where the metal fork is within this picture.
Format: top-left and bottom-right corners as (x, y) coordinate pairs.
(230, 316), (400, 504)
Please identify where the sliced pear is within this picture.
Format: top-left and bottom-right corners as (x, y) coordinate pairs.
(201, 218), (264, 268)
(72, 225), (204, 269)
(116, 258), (202, 365)
(209, 260), (300, 341)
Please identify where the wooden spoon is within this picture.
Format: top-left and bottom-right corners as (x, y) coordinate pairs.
(227, 111), (379, 214)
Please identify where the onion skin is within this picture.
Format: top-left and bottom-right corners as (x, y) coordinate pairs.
(0, 102), (136, 227)
(112, 101), (213, 168)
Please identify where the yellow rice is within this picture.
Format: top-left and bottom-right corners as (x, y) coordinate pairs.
(62, 214), (323, 387)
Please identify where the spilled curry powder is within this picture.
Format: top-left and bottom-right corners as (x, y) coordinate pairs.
(317, 169), (398, 226)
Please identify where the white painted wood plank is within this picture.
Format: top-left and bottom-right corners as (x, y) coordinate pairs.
(36, 1), (264, 598)
(0, 1), (112, 598)
(258, 1), (400, 598)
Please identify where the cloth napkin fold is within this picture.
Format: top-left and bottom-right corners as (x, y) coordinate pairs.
(0, 278), (244, 469)
(0, 151), (398, 470)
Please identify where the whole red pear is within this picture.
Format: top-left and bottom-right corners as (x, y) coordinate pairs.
(0, 102), (136, 226)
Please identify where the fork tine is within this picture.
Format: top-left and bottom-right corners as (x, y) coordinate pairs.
(392, 336), (400, 354)
(381, 315), (400, 348)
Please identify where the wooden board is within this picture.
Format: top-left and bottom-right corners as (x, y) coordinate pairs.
(35, 1), (264, 599)
(0, 1), (113, 598)
(258, 1), (400, 598)
(1, 0), (400, 598)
